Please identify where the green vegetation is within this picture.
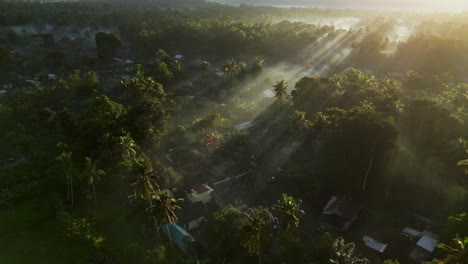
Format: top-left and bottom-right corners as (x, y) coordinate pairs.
(0, 1), (467, 263)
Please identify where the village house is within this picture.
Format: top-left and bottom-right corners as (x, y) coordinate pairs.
(322, 195), (361, 231)
(179, 201), (208, 231)
(403, 228), (440, 262)
(187, 183), (214, 204)
(211, 172), (249, 210)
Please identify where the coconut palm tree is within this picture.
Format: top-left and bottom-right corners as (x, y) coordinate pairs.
(290, 111), (313, 139)
(273, 80), (288, 100)
(271, 193), (305, 233)
(438, 237), (468, 264)
(82, 157), (105, 201)
(118, 132), (139, 168)
(147, 191), (184, 247)
(252, 57), (265, 75)
(56, 143), (74, 209)
(223, 59), (242, 89)
(241, 207), (273, 264)
(131, 154), (158, 204)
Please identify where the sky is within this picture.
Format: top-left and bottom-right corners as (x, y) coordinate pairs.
(212, 0), (468, 11)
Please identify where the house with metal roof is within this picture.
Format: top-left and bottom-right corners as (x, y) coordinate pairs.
(187, 184), (214, 204)
(322, 195), (361, 231)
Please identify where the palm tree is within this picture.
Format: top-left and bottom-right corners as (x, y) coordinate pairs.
(273, 80), (288, 100)
(271, 193), (305, 233)
(82, 157), (105, 201)
(118, 132), (139, 168)
(131, 154), (158, 204)
(290, 111), (313, 139)
(252, 57), (265, 75)
(438, 237), (468, 264)
(223, 59), (242, 89)
(241, 207), (273, 264)
(56, 143), (74, 209)
(147, 191), (184, 247)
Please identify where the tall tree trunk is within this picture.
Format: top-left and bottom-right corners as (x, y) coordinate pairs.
(70, 173), (74, 209)
(361, 153), (374, 191)
(146, 192), (160, 239)
(66, 176), (70, 201)
(167, 223), (173, 248)
(257, 241), (262, 264)
(385, 184), (390, 199)
(92, 182), (96, 201)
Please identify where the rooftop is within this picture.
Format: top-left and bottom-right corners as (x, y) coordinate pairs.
(161, 223), (194, 252)
(416, 235), (438, 253)
(234, 121), (256, 130)
(193, 184), (211, 194)
(323, 196), (360, 220)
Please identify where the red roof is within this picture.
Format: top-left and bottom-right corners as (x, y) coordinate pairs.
(193, 184), (210, 194)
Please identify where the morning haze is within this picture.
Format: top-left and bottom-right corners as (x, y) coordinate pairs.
(0, 0), (467, 263)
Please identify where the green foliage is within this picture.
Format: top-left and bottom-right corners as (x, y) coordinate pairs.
(95, 32), (121, 61)
(223, 59), (243, 79)
(122, 64), (166, 101)
(200, 60), (210, 72)
(145, 244), (168, 264)
(57, 211), (105, 250)
(458, 159), (468, 175)
(251, 57), (264, 75)
(443, 213), (468, 240)
(81, 95), (127, 140)
(241, 207), (273, 261)
(147, 191), (184, 228)
(273, 80), (288, 100)
(131, 154), (158, 200)
(438, 237), (468, 264)
(0, 46), (15, 72)
(402, 98), (462, 156)
(271, 193), (305, 233)
(148, 49), (184, 84)
(330, 237), (370, 264)
(383, 260), (400, 264)
(46, 50), (64, 69)
(0, 188), (14, 209)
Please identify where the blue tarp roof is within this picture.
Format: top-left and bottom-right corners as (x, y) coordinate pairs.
(161, 223), (194, 252)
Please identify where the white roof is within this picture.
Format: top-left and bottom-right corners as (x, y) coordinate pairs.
(234, 121), (256, 130)
(416, 236), (439, 253)
(403, 227), (422, 238)
(0, 90), (6, 94)
(191, 149), (206, 157)
(262, 89), (275, 98)
(125, 60), (134, 64)
(422, 230), (439, 240)
(174, 54), (184, 59)
(25, 80), (40, 86)
(323, 196), (338, 212)
(362, 236), (387, 253)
